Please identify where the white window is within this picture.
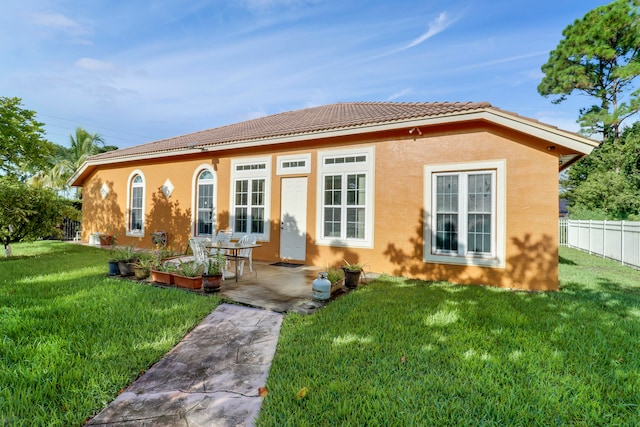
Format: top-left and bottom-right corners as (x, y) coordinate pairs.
(230, 157), (271, 240)
(316, 147), (374, 248)
(277, 153), (311, 175)
(196, 169), (215, 237)
(126, 170), (145, 237)
(424, 161), (505, 268)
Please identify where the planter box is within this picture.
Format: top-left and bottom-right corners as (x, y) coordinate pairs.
(331, 279), (344, 294)
(151, 270), (174, 285)
(173, 274), (202, 290)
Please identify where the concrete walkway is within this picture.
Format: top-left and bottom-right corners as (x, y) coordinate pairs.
(87, 304), (283, 427)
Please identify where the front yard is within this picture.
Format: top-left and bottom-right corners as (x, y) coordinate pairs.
(1, 242), (639, 425)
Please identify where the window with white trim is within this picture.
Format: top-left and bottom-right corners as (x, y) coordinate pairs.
(230, 157), (271, 239)
(317, 147), (374, 248)
(424, 161), (505, 268)
(196, 169), (215, 237)
(277, 153), (311, 175)
(127, 172), (145, 236)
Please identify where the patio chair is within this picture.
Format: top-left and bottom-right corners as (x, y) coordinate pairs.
(235, 234), (257, 276)
(210, 230), (232, 256)
(188, 238), (208, 263)
(210, 230), (233, 276)
(188, 238), (213, 273)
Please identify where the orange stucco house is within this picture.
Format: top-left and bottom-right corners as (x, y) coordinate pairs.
(69, 102), (597, 291)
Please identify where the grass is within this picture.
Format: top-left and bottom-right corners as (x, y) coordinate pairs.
(257, 247), (640, 426)
(0, 241), (221, 426)
(4, 243), (640, 426)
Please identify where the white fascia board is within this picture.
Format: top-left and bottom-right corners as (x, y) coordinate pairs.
(195, 109), (598, 154)
(67, 147), (207, 186)
(474, 110), (599, 154)
(70, 108), (598, 185)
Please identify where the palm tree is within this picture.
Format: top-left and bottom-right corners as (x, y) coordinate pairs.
(29, 127), (110, 197)
(66, 127), (105, 170)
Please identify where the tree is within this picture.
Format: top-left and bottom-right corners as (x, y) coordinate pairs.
(51, 128), (105, 191)
(0, 177), (79, 257)
(538, 0), (640, 141)
(28, 127), (115, 195)
(0, 96), (54, 178)
(563, 122), (640, 219)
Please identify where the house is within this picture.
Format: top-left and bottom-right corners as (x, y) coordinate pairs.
(69, 102), (598, 291)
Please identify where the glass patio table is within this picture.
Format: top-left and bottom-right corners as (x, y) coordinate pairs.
(206, 241), (261, 282)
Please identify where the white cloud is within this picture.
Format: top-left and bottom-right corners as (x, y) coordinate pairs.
(74, 58), (116, 72)
(32, 12), (90, 35)
(365, 10), (460, 62)
(387, 88), (413, 101)
(238, 0), (321, 12)
(402, 12), (455, 51)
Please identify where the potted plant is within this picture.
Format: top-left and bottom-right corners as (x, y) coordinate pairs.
(114, 245), (138, 277)
(105, 235), (120, 276)
(342, 259), (365, 290)
(99, 234), (115, 246)
(173, 260), (204, 290)
(132, 252), (159, 280)
(107, 246), (120, 276)
(202, 251), (225, 293)
(151, 262), (177, 285)
(327, 267), (345, 294)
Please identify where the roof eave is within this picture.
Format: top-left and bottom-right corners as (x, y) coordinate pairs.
(68, 147), (208, 187)
(69, 107), (599, 185)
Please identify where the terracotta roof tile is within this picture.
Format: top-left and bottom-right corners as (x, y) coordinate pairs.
(89, 101), (492, 161)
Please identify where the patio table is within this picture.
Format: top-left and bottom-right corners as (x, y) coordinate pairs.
(207, 242), (261, 282)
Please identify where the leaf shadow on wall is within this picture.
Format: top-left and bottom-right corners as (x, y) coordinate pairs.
(383, 208), (558, 290)
(273, 212), (321, 266)
(83, 179), (124, 236)
(145, 188), (191, 254)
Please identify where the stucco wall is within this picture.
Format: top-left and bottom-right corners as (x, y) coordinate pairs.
(81, 123), (560, 290)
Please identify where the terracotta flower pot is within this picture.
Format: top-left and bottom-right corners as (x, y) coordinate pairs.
(100, 235), (114, 246)
(202, 273), (223, 293)
(151, 270), (174, 285)
(173, 274), (202, 290)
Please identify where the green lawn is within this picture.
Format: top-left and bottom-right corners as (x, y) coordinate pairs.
(257, 247), (640, 426)
(3, 243), (639, 426)
(0, 241), (221, 426)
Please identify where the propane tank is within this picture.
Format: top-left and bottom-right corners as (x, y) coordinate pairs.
(312, 272), (331, 301)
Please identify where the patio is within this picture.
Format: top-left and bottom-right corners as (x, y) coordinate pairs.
(147, 258), (351, 314)
(215, 261), (327, 313)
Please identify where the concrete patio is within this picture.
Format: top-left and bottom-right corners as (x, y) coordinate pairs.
(215, 261), (328, 314)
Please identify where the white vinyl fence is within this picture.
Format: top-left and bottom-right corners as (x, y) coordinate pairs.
(559, 218), (640, 268)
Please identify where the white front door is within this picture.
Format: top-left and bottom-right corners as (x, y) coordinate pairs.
(280, 177), (307, 261)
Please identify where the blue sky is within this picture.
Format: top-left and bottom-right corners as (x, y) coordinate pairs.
(0, 0), (611, 149)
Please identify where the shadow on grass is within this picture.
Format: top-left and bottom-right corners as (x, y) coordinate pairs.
(262, 268), (640, 425)
(559, 255), (577, 265)
(1, 243), (222, 425)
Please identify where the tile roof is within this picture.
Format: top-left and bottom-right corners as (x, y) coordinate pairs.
(89, 101), (492, 161)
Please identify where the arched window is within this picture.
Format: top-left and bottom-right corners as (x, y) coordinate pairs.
(128, 173), (144, 235)
(196, 169), (215, 236)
